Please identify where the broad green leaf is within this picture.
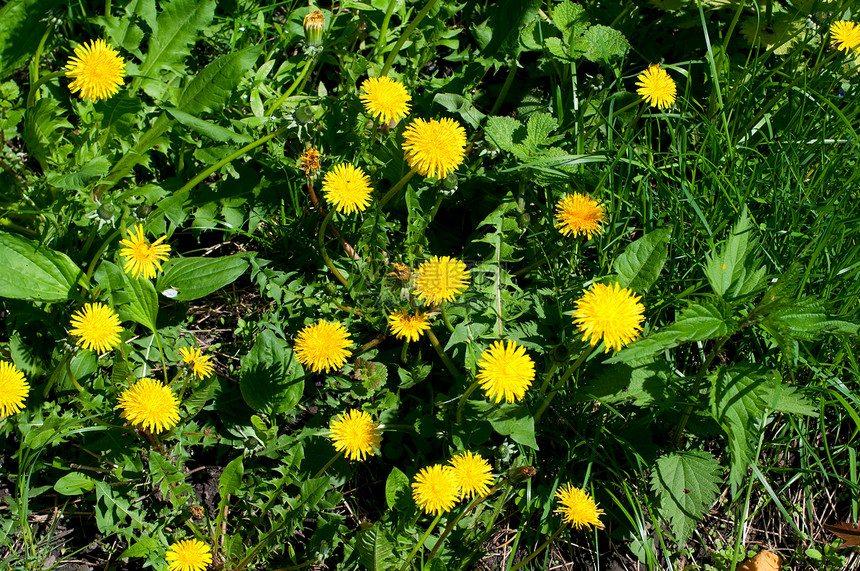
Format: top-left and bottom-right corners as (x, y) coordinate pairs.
(137, 0), (216, 99)
(177, 45), (263, 115)
(610, 227), (671, 293)
(54, 471), (96, 495)
(650, 449), (721, 546)
(240, 330), (304, 414)
(0, 232), (81, 302)
(166, 108), (252, 143)
(94, 480), (145, 533)
(356, 522), (396, 571)
(432, 93), (486, 129)
(156, 255), (249, 301)
(299, 477), (330, 509)
(122, 269), (159, 332)
(583, 25), (630, 64)
(0, 0), (63, 80)
(576, 359), (672, 407)
(763, 381), (818, 417)
(22, 98), (72, 170)
(219, 456), (244, 497)
(476, 0), (543, 59)
(485, 115), (525, 154)
(149, 451), (192, 508)
(705, 208), (766, 299)
(119, 537), (159, 559)
(46, 156), (111, 190)
(384, 467), (411, 510)
(525, 113), (560, 147)
(552, 1), (588, 46)
(490, 404), (538, 450)
(93, 15), (145, 58)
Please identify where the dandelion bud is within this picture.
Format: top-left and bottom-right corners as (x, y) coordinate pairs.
(303, 11), (325, 47)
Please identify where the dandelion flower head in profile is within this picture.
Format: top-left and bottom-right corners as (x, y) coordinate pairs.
(119, 224), (170, 279)
(165, 538), (212, 571)
(635, 63), (676, 109)
(476, 340), (536, 403)
(413, 256), (470, 305)
(402, 117), (467, 179)
(573, 282), (645, 353)
(555, 483), (605, 530)
(388, 310), (431, 342)
(177, 347), (215, 379)
(360, 76), (412, 125)
(117, 378), (180, 434)
(69, 302), (123, 354)
(830, 20), (860, 54)
(449, 451), (494, 500)
(300, 147), (322, 175)
(554, 193), (606, 239)
(0, 361), (29, 417)
(412, 464), (460, 515)
(294, 320), (352, 374)
(65, 39), (126, 102)
(322, 163), (373, 215)
(328, 409), (382, 461)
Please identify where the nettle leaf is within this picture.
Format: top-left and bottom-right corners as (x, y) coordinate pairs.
(525, 112), (560, 147)
(485, 115), (526, 154)
(705, 207), (766, 300)
(177, 44), (263, 114)
(239, 329), (304, 414)
(650, 449), (721, 546)
(583, 25), (630, 64)
(551, 0), (588, 47)
(610, 227), (671, 293)
(356, 522), (397, 571)
(0, 232), (81, 302)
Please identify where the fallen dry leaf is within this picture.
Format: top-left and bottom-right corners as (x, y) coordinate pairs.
(825, 521), (860, 546)
(737, 549), (782, 571)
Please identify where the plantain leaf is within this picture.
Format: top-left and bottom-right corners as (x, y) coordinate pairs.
(0, 232), (81, 302)
(156, 255), (249, 301)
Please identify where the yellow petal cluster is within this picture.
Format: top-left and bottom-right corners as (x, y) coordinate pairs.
(328, 409), (382, 461)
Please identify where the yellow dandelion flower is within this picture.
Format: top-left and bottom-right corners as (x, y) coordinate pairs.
(476, 340), (536, 403)
(830, 20), (860, 54)
(294, 320), (352, 374)
(69, 302), (123, 354)
(65, 39), (126, 102)
(635, 64), (676, 109)
(449, 451), (494, 500)
(402, 117), (467, 179)
(573, 282), (645, 353)
(165, 538), (212, 571)
(322, 163), (373, 215)
(388, 310), (431, 342)
(412, 464), (460, 515)
(328, 409), (382, 461)
(118, 224), (171, 279)
(360, 76), (412, 125)
(554, 193), (606, 239)
(177, 347), (215, 379)
(413, 256), (470, 305)
(117, 378), (180, 434)
(554, 483), (605, 530)
(0, 361), (29, 416)
(300, 147), (322, 174)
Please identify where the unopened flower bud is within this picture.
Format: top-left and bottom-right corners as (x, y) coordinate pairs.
(303, 11), (325, 47)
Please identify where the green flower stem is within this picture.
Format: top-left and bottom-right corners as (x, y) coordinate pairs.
(533, 360), (561, 405)
(398, 512), (443, 571)
(353, 334), (385, 358)
(381, 0), (439, 77)
(440, 304), (455, 333)
(84, 228), (121, 285)
(317, 204), (350, 289)
(377, 167), (417, 209)
(266, 56), (317, 116)
(428, 484), (501, 560)
(508, 523), (569, 571)
(313, 450), (344, 479)
(512, 236), (572, 277)
(425, 329), (462, 381)
(533, 346), (592, 424)
(455, 379), (480, 425)
(489, 61), (517, 117)
(375, 0), (400, 62)
(400, 340), (409, 364)
(26, 71), (65, 109)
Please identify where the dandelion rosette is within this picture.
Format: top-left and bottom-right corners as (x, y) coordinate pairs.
(0, 361), (29, 416)
(554, 483), (605, 530)
(449, 451), (494, 500)
(360, 76), (412, 125)
(402, 117), (467, 178)
(69, 302), (123, 354)
(65, 39), (126, 102)
(177, 347), (215, 379)
(413, 256), (470, 305)
(294, 320), (352, 373)
(300, 147), (321, 174)
(388, 310), (431, 342)
(119, 224), (170, 279)
(165, 538), (212, 571)
(830, 20), (860, 53)
(476, 340), (536, 403)
(635, 63), (676, 109)
(412, 464), (460, 515)
(573, 282), (645, 353)
(328, 409), (382, 461)
(554, 193), (606, 239)
(117, 378), (180, 434)
(322, 163), (373, 215)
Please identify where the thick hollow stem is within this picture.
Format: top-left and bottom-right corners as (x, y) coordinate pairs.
(380, 0), (439, 77)
(425, 329), (462, 381)
(377, 168), (417, 209)
(398, 513), (443, 571)
(317, 209), (349, 289)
